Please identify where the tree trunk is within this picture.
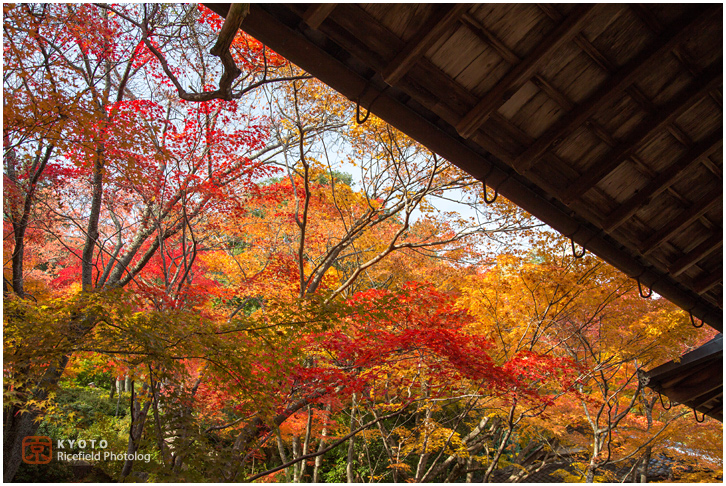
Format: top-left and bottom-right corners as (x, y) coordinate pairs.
(346, 393), (357, 482)
(414, 405), (433, 481)
(296, 405), (313, 482)
(483, 403), (517, 483)
(312, 402), (332, 482)
(639, 445), (651, 483)
(275, 426), (293, 482)
(3, 356), (69, 481)
(291, 435), (301, 482)
(120, 381), (153, 479)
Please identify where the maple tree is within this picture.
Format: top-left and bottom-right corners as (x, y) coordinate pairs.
(3, 4), (721, 484)
(457, 236), (720, 482)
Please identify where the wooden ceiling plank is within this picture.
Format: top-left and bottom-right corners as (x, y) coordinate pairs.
(709, 88), (722, 109)
(302, 4), (337, 29)
(640, 188), (723, 255)
(563, 62), (722, 204)
(382, 4), (468, 86)
(603, 131), (722, 232)
(512, 6), (717, 174)
(701, 155), (722, 179)
(666, 124), (693, 147)
(664, 374), (723, 406)
(629, 4), (664, 34)
(536, 4), (563, 22)
(460, 13), (520, 65)
(670, 233), (723, 277)
(532, 75), (575, 110)
(574, 34), (615, 73)
(455, 4), (597, 139)
(626, 84), (656, 113)
(690, 387), (724, 408)
(694, 269), (723, 295)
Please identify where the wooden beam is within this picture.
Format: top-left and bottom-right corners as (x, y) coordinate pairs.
(563, 62), (722, 204)
(694, 269), (722, 295)
(302, 4), (337, 29)
(460, 13), (520, 65)
(670, 233), (722, 277)
(701, 154), (723, 179)
(455, 4), (596, 139)
(629, 4), (664, 34)
(603, 131), (722, 232)
(573, 33), (615, 72)
(639, 188), (722, 255)
(532, 75), (574, 110)
(382, 4), (468, 86)
(512, 6), (717, 173)
(661, 367), (722, 405)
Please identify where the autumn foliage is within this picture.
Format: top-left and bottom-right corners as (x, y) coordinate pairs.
(3, 4), (721, 483)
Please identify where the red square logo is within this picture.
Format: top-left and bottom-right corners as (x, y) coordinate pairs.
(22, 436), (52, 464)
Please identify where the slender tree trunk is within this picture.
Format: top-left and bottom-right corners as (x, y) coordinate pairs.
(346, 393), (357, 482)
(483, 403), (517, 483)
(291, 435), (301, 482)
(312, 402), (332, 482)
(415, 406), (433, 481)
(275, 426), (293, 482)
(81, 147), (104, 290)
(296, 405), (314, 482)
(639, 445), (651, 483)
(115, 379), (123, 417)
(121, 381), (153, 479)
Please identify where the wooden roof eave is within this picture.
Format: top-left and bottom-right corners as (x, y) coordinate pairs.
(204, 3), (722, 331)
(642, 334), (723, 422)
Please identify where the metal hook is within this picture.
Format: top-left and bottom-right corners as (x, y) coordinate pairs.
(658, 392), (672, 410)
(482, 182), (498, 204)
(571, 238), (586, 258)
(689, 311), (704, 328)
(354, 83), (389, 125)
(636, 276), (652, 299)
(356, 100), (371, 124)
(694, 408), (706, 423)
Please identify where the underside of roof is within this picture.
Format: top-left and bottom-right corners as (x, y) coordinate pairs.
(207, 3), (722, 331)
(642, 334), (723, 422)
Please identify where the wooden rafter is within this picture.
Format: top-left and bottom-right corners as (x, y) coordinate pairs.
(603, 131), (722, 232)
(512, 6), (717, 174)
(382, 4), (468, 86)
(573, 33), (615, 73)
(302, 4), (337, 29)
(455, 4), (596, 139)
(640, 188), (722, 256)
(670, 233), (723, 277)
(629, 4), (664, 35)
(460, 13), (520, 65)
(536, 3), (563, 22)
(532, 75), (574, 110)
(694, 269), (723, 295)
(661, 367), (722, 405)
(563, 63), (722, 204)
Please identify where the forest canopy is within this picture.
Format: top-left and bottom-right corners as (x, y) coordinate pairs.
(3, 4), (721, 483)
